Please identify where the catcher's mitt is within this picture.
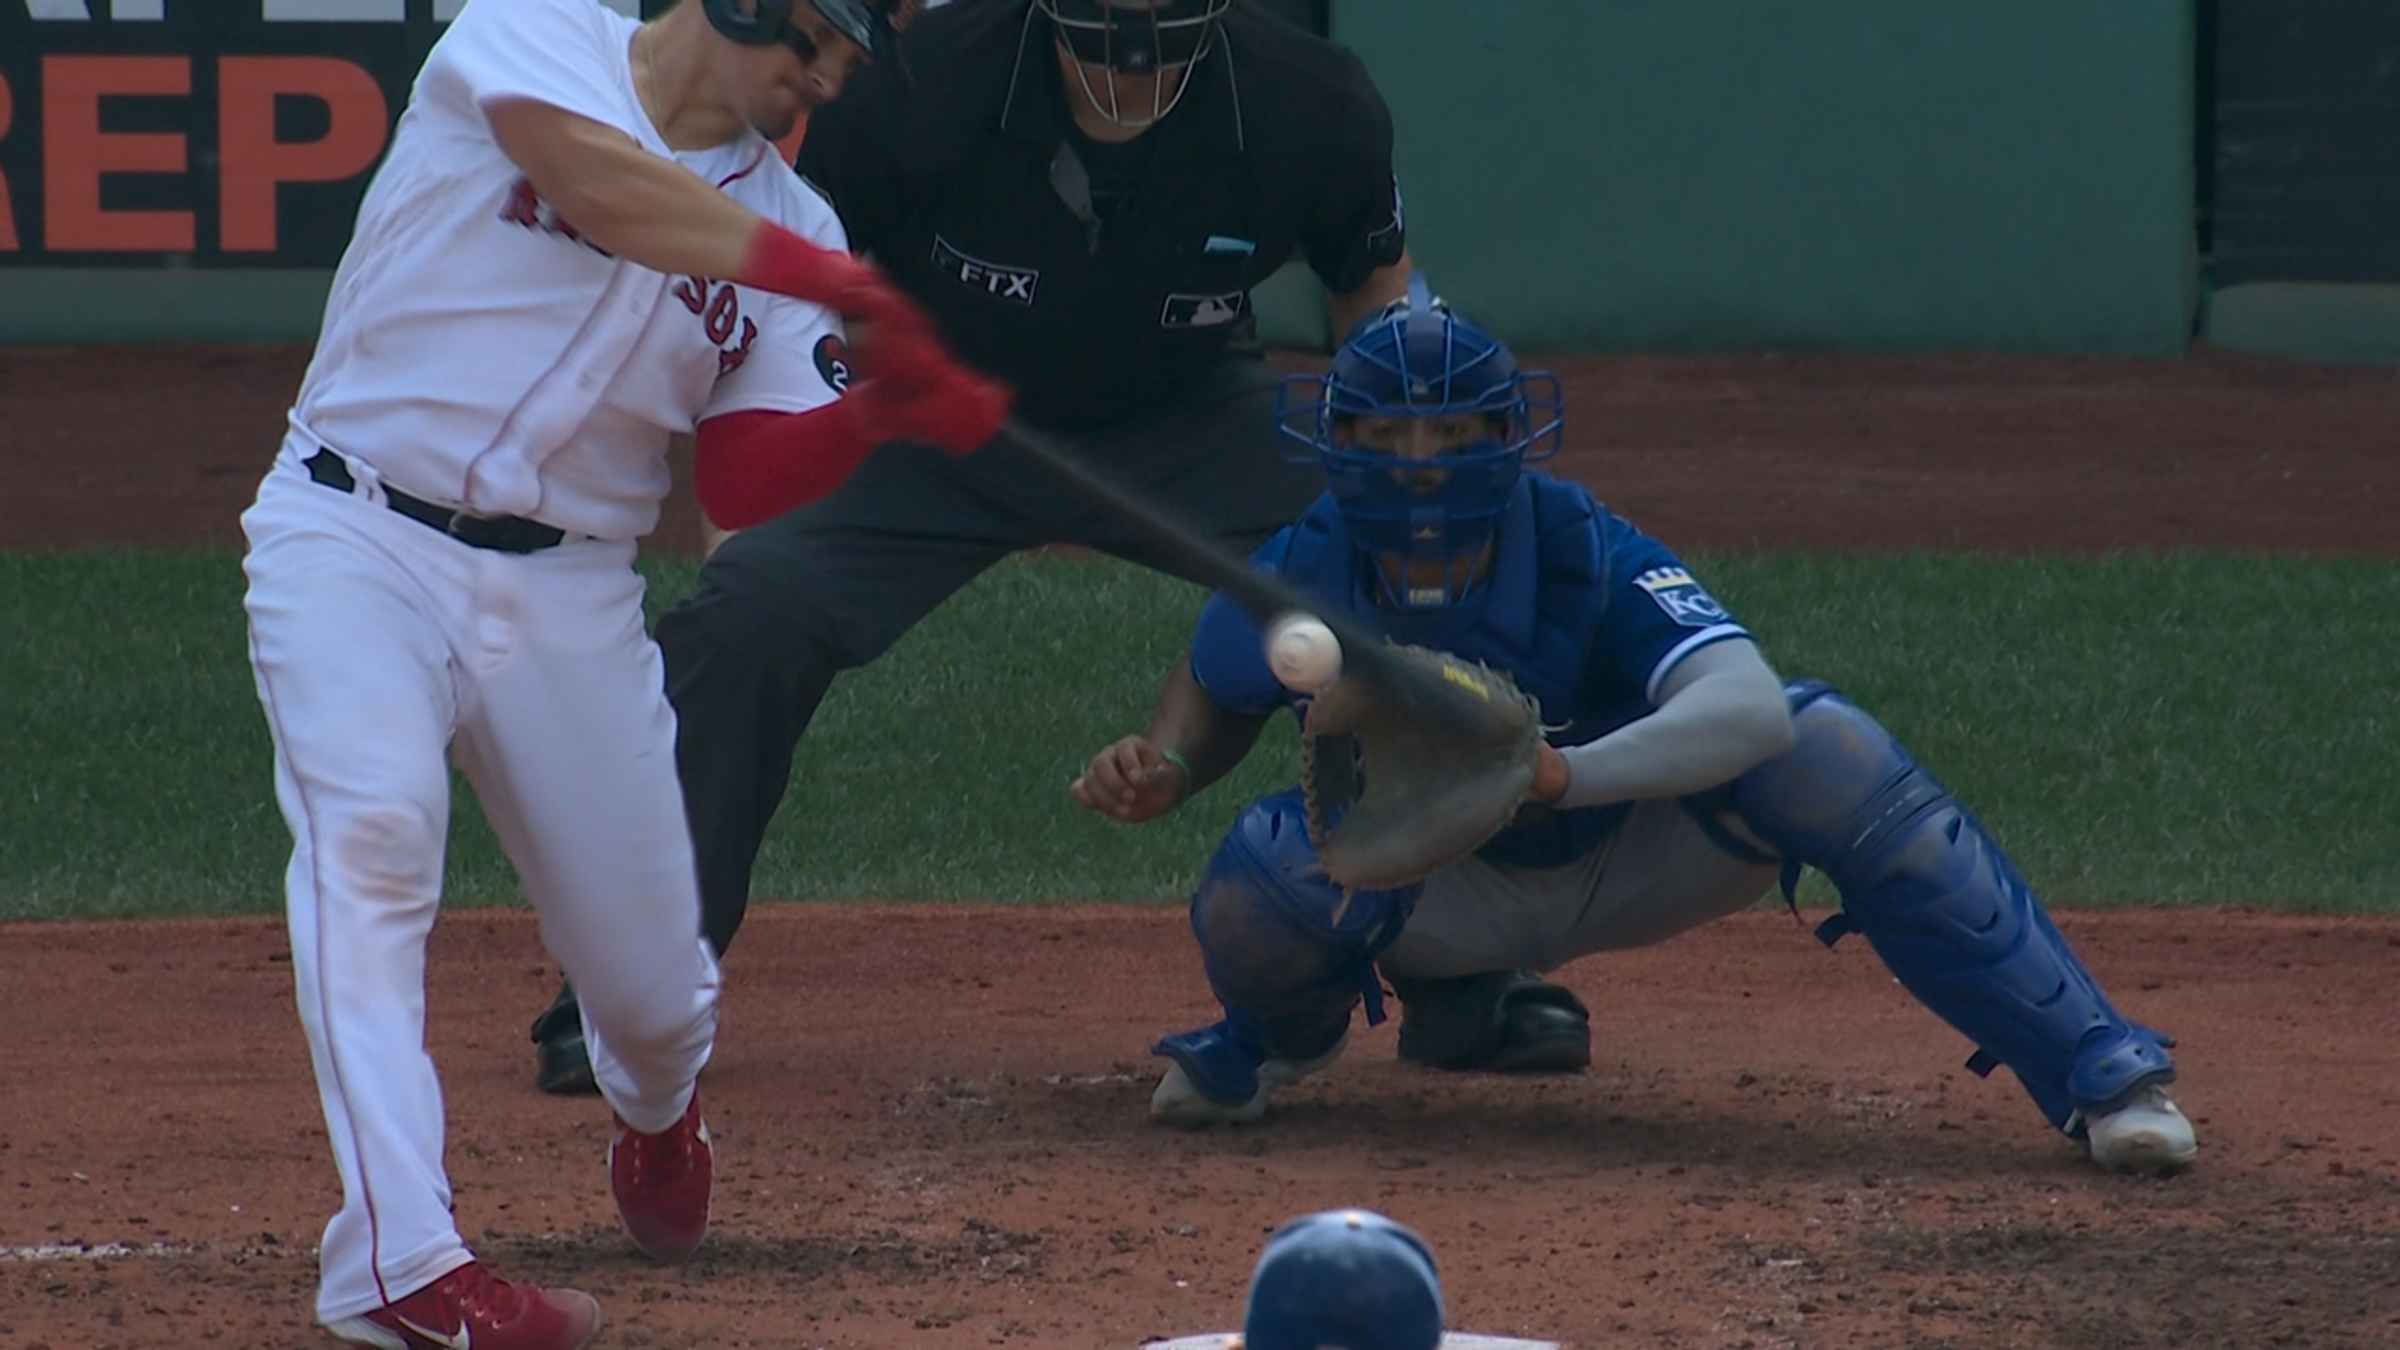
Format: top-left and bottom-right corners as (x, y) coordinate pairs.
(1299, 642), (1545, 889)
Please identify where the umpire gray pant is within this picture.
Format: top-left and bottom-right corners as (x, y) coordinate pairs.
(658, 356), (1323, 956)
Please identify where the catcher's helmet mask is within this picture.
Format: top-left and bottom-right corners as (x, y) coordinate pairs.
(1038, 0), (1229, 126)
(701, 0), (897, 64)
(1275, 275), (1565, 613)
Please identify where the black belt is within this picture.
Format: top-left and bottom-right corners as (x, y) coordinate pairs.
(304, 448), (567, 554)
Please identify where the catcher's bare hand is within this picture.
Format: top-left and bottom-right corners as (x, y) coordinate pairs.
(1070, 735), (1187, 824)
(1531, 742), (1569, 803)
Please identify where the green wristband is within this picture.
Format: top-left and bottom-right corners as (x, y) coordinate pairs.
(1158, 747), (1194, 779)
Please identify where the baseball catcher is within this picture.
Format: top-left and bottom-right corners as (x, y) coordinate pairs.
(1069, 279), (2197, 1173)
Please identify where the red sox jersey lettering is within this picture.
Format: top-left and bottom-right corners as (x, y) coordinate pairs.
(499, 176), (615, 258)
(498, 176), (766, 381)
(673, 273), (761, 377)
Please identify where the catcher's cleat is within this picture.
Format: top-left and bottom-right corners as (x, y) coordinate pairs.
(1150, 1021), (1347, 1127)
(2081, 1080), (2198, 1174)
(529, 982), (600, 1097)
(1391, 970), (1592, 1073)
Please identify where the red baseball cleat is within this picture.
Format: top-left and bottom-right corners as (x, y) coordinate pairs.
(324, 1260), (600, 1349)
(610, 1089), (714, 1262)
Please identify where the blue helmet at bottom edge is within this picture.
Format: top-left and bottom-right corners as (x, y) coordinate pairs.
(1242, 1208), (1444, 1350)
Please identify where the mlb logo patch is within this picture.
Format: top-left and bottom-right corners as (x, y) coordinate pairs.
(1161, 289), (1249, 329)
(1634, 566), (1731, 627)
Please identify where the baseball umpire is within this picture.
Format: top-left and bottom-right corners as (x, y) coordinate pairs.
(528, 0), (1434, 1092)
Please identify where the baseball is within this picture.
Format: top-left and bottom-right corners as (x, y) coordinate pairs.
(1266, 612), (1343, 692)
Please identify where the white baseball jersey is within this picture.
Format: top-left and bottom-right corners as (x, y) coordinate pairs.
(289, 0), (847, 541)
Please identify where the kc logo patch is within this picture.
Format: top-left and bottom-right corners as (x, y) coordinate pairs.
(1633, 566), (1731, 628)
(932, 236), (1039, 305)
(1161, 289), (1249, 329)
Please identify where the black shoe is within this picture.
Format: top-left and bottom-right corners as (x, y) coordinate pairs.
(1483, 996), (1594, 1073)
(529, 981), (599, 1096)
(1390, 970), (1592, 1073)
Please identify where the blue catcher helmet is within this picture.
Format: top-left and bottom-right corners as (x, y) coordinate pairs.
(1242, 1209), (1445, 1350)
(1277, 275), (1563, 612)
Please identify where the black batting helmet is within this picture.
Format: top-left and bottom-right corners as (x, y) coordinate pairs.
(701, 0), (897, 61)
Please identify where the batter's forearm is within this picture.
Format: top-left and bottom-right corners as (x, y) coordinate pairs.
(487, 98), (766, 280)
(1146, 658), (1268, 801)
(485, 99), (882, 314)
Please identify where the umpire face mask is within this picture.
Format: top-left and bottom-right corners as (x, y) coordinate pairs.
(1038, 0), (1228, 127)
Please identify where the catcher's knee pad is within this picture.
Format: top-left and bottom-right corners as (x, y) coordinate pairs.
(1189, 788), (1420, 1053)
(1387, 970), (1591, 1073)
(1725, 681), (2175, 1131)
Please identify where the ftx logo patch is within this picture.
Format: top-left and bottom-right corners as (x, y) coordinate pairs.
(932, 236), (1038, 305)
(1633, 566), (1731, 627)
(1161, 289), (1248, 329)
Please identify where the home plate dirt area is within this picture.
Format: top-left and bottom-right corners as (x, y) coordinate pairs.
(6, 907), (2400, 1348)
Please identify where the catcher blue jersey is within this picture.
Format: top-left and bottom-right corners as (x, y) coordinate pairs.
(1189, 472), (1751, 868)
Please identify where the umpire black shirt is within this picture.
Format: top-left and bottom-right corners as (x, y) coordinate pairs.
(795, 0), (1406, 430)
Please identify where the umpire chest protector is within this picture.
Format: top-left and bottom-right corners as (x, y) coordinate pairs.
(1278, 477), (1625, 868)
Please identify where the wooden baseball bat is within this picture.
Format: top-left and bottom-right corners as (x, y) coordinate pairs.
(991, 415), (1400, 675)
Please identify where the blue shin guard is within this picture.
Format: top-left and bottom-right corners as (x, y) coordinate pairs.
(1726, 682), (2175, 1132)
(1153, 788), (1420, 1101)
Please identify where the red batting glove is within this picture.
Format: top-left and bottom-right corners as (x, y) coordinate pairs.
(736, 221), (921, 325)
(842, 302), (1011, 455)
(740, 221), (1010, 454)
(840, 360), (1012, 457)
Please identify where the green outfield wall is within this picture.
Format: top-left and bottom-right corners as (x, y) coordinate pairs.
(1329, 1), (2200, 354)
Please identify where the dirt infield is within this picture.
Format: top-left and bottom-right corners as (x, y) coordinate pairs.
(4, 345), (2398, 1348)
(6, 909), (2400, 1349)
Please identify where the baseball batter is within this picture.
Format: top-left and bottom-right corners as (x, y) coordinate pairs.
(1071, 281), (2199, 1175)
(238, 1), (1000, 1346)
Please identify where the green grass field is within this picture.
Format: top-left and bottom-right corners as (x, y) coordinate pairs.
(3, 549), (2394, 922)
